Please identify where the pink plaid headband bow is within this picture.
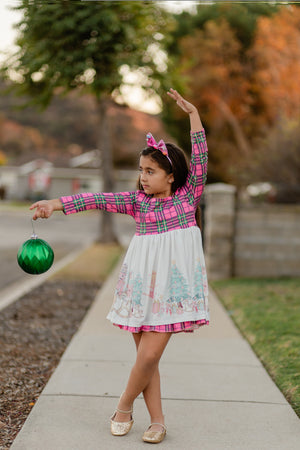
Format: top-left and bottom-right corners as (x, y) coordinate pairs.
(146, 132), (172, 166)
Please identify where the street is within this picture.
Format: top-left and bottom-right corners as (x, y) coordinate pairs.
(0, 206), (135, 290)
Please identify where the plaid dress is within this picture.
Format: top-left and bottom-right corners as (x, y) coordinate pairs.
(61, 129), (209, 333)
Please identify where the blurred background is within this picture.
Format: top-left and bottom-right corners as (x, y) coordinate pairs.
(0, 0), (299, 280)
(1, 1), (299, 201)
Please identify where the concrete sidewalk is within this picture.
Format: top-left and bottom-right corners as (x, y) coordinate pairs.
(11, 260), (300, 450)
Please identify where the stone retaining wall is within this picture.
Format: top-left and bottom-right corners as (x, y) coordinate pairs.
(204, 183), (300, 279)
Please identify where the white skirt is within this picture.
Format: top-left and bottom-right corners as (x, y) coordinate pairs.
(106, 227), (209, 330)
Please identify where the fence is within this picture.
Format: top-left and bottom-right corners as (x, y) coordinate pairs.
(204, 183), (300, 279)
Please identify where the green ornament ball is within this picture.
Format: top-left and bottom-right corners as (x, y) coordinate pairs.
(17, 236), (54, 275)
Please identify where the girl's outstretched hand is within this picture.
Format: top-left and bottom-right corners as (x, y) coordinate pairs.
(167, 88), (197, 114)
(30, 198), (62, 220)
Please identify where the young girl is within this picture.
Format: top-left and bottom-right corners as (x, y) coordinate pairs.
(30, 89), (209, 444)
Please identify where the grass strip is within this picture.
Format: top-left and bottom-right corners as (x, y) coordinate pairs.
(211, 277), (300, 418)
(51, 242), (123, 282)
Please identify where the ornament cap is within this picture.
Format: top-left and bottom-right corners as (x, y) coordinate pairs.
(31, 219), (38, 239)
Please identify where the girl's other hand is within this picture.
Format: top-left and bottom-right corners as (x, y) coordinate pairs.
(167, 88), (197, 114)
(30, 199), (57, 220)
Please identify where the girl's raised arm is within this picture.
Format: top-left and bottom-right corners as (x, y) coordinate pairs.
(167, 88), (207, 204)
(167, 88), (203, 132)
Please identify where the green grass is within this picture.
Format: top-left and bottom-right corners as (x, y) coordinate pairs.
(51, 243), (123, 282)
(211, 277), (300, 417)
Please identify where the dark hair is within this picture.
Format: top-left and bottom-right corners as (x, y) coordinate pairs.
(137, 143), (202, 230)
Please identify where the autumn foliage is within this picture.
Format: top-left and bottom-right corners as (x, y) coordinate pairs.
(167, 4), (300, 193)
(251, 6), (300, 123)
(1, 3), (300, 201)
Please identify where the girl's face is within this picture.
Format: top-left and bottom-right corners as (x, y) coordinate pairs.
(139, 155), (174, 198)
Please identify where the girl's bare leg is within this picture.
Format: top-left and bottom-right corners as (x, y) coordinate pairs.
(114, 331), (171, 430)
(132, 333), (165, 430)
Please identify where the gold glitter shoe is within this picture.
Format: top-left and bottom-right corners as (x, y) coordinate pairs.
(110, 407), (134, 436)
(142, 423), (167, 444)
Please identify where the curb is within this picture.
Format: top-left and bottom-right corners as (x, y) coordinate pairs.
(0, 241), (94, 312)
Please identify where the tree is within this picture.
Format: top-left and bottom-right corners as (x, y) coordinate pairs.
(192, 2), (278, 50)
(2, 0), (174, 241)
(180, 20), (251, 152)
(162, 3), (278, 184)
(247, 6), (300, 199)
(249, 120), (300, 202)
(167, 18), (252, 183)
(168, 264), (190, 307)
(250, 5), (300, 125)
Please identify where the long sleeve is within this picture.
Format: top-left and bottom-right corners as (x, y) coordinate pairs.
(60, 191), (137, 216)
(184, 129), (208, 206)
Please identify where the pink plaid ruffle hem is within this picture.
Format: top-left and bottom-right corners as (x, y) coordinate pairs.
(114, 319), (209, 334)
